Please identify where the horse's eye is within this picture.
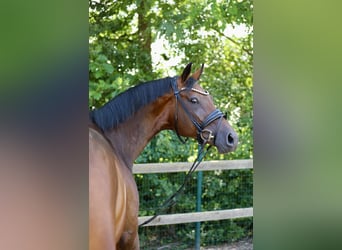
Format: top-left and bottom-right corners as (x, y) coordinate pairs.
(190, 97), (199, 104)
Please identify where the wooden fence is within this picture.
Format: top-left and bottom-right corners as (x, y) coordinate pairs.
(133, 159), (253, 227)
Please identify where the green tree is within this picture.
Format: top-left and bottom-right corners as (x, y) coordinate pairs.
(89, 0), (253, 159)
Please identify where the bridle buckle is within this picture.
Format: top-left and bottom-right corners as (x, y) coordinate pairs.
(200, 129), (215, 143)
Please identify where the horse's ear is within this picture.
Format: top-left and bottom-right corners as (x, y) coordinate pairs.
(181, 62), (192, 83)
(192, 63), (204, 80)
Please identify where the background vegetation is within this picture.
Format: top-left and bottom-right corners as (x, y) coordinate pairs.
(89, 0), (253, 248)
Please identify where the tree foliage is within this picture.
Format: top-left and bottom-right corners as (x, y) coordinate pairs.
(89, 0), (253, 246)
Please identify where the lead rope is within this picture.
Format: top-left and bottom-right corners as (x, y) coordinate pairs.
(139, 142), (212, 227)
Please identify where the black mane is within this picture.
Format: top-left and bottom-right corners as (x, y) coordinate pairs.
(90, 77), (175, 131)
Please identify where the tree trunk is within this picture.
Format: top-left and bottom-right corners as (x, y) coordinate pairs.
(137, 0), (152, 74)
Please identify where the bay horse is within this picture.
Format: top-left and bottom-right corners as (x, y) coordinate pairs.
(89, 63), (238, 249)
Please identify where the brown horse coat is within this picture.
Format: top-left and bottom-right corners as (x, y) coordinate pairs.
(89, 128), (139, 249)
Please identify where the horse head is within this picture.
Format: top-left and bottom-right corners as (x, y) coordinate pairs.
(172, 63), (238, 153)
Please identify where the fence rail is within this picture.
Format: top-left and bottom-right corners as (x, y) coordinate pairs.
(133, 159), (252, 174)
(133, 159), (253, 226)
(138, 207), (253, 227)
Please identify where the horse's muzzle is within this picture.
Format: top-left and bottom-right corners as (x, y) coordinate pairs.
(215, 129), (238, 154)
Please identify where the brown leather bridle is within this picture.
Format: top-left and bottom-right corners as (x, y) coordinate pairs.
(171, 76), (226, 145)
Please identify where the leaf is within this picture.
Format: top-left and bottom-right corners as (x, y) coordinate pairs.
(103, 63), (114, 74)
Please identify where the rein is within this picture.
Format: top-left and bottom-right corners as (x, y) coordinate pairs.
(138, 142), (211, 227)
(139, 77), (225, 227)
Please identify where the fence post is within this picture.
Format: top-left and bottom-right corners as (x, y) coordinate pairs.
(195, 170), (203, 249)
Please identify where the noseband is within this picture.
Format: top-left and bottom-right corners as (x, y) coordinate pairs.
(171, 77), (225, 145)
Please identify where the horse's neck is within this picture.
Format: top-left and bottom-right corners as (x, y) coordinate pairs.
(104, 96), (174, 168)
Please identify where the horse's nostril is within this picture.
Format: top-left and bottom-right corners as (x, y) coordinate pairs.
(227, 133), (234, 146)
